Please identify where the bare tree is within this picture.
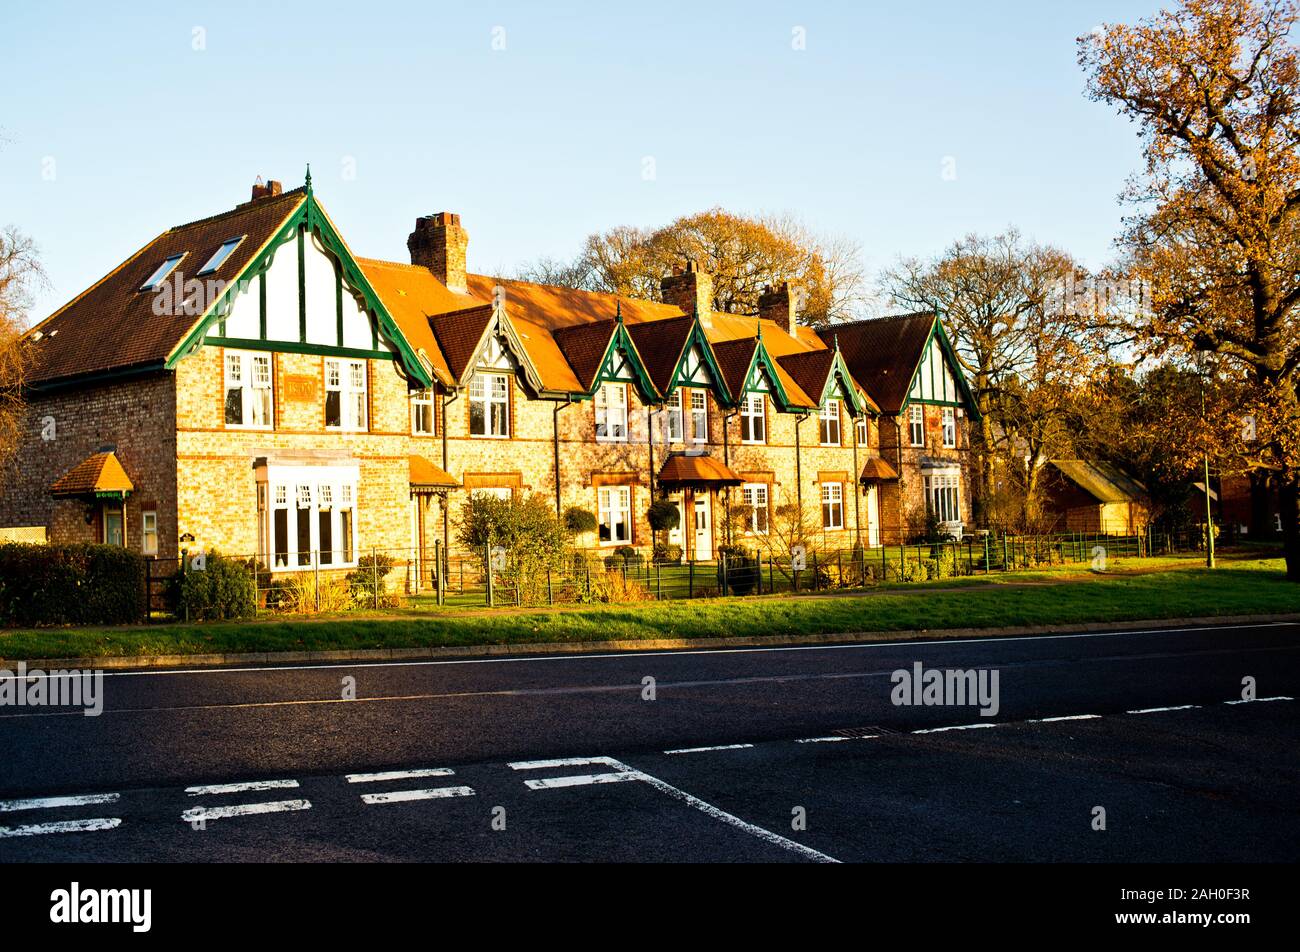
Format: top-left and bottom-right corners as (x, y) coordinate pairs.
(0, 225), (44, 463)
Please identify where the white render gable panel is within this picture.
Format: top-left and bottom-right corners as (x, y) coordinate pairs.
(909, 337), (960, 404)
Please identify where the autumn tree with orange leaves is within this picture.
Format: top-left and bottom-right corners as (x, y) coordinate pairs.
(1081, 0), (1300, 579)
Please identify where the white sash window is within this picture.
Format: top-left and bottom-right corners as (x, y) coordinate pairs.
(325, 358), (368, 431)
(741, 393), (766, 444)
(595, 383), (628, 442)
(224, 351), (273, 428)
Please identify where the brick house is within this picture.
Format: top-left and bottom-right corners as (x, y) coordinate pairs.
(0, 176), (978, 585)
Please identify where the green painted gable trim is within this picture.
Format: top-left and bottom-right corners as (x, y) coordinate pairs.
(898, 315), (981, 419)
(742, 341), (797, 412)
(587, 323), (659, 403)
(165, 187), (433, 388)
(203, 337), (396, 361)
(665, 319), (733, 406)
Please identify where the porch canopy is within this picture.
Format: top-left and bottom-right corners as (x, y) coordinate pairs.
(409, 455), (460, 493)
(49, 449), (134, 501)
(657, 452), (743, 489)
(859, 457), (900, 483)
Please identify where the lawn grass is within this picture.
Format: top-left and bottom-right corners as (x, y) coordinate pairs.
(1, 552), (1297, 662)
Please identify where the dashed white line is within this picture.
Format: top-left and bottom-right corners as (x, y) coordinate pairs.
(664, 744), (754, 755)
(1225, 696), (1294, 704)
(185, 779), (300, 796)
(509, 756), (620, 771)
(912, 722), (1000, 734)
(360, 786), (475, 804)
(0, 793), (119, 813)
(0, 818), (122, 838)
(345, 768), (456, 784)
(795, 736), (854, 744)
(1029, 714), (1101, 722)
(1127, 705), (1200, 714)
(181, 800), (311, 823)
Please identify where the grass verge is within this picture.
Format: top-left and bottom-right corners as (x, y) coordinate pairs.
(1, 553), (1297, 662)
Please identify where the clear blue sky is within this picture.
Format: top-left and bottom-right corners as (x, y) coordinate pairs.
(1, 0), (1161, 322)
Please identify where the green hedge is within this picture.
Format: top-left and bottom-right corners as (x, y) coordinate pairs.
(0, 542), (145, 627)
(178, 551), (257, 621)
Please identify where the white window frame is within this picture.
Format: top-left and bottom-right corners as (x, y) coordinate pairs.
(411, 388), (436, 436)
(821, 482), (845, 530)
(909, 405), (926, 447)
(942, 407), (957, 448)
(197, 236), (246, 276)
(325, 358), (368, 431)
(819, 399), (842, 446)
(260, 465), (359, 571)
(470, 371), (510, 438)
(597, 486), (632, 546)
(741, 392), (766, 444)
(741, 482), (770, 535)
(224, 350), (274, 429)
(690, 390), (708, 443)
(664, 390), (684, 442)
(140, 253), (185, 291)
(595, 382), (629, 442)
(856, 415), (868, 446)
(141, 510), (158, 556)
(924, 472), (962, 524)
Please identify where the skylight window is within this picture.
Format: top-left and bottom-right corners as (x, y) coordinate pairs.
(140, 254), (185, 291)
(197, 236), (246, 275)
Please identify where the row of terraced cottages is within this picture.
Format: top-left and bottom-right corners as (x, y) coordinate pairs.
(0, 176), (978, 584)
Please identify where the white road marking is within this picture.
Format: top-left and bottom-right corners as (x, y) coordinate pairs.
(1127, 705), (1200, 714)
(35, 621), (1292, 680)
(185, 779), (299, 796)
(181, 800), (311, 823)
(0, 818), (121, 838)
(1225, 696), (1294, 704)
(664, 744), (754, 755)
(795, 736), (853, 743)
(360, 786), (475, 804)
(346, 768), (455, 784)
(912, 723), (1000, 734)
(509, 756), (620, 771)
(0, 793), (119, 813)
(1029, 714), (1101, 722)
(515, 756), (838, 862)
(525, 772), (642, 790)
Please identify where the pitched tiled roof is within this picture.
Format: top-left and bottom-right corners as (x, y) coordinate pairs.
(1049, 460), (1149, 504)
(357, 258), (479, 386)
(25, 189), (308, 386)
(860, 457), (900, 482)
(711, 338), (759, 399)
(819, 312), (936, 414)
(465, 274), (679, 328)
(776, 349), (835, 407)
(552, 320), (618, 392)
(624, 315), (696, 393)
(428, 304), (495, 382)
(49, 450), (135, 497)
(657, 453), (743, 486)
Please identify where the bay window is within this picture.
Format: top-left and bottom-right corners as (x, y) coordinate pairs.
(595, 382), (628, 442)
(925, 472), (962, 523)
(224, 350), (273, 428)
(741, 393), (766, 443)
(259, 465), (358, 570)
(470, 372), (510, 437)
(598, 486), (632, 545)
(325, 358), (367, 431)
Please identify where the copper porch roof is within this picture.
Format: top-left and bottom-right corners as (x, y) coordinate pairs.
(49, 451), (135, 497)
(859, 457), (900, 482)
(657, 453), (743, 486)
(409, 455), (460, 490)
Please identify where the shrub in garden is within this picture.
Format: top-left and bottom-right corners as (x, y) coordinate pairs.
(346, 552), (403, 608)
(178, 551), (257, 621)
(457, 492), (573, 605)
(652, 542), (683, 564)
(563, 506), (597, 535)
(717, 544), (760, 596)
(0, 542), (145, 627)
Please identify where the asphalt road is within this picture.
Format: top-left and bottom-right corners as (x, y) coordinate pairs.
(1, 621), (1297, 862)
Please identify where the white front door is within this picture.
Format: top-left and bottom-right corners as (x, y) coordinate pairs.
(693, 495), (712, 561)
(866, 485), (881, 547)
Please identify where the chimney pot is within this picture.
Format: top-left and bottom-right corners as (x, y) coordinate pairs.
(250, 178), (283, 202)
(758, 281), (800, 338)
(660, 260), (714, 329)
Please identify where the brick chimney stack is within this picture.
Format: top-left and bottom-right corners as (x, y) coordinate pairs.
(408, 212), (469, 294)
(758, 282), (800, 337)
(660, 260), (714, 328)
(250, 177), (283, 202)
